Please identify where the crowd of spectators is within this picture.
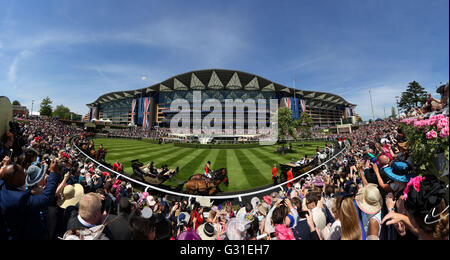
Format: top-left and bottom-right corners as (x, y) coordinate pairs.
(0, 113), (448, 240)
(105, 126), (172, 140)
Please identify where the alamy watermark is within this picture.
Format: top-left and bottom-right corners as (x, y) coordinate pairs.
(169, 91), (278, 145)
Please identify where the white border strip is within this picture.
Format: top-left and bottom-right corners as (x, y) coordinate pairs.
(73, 138), (346, 201)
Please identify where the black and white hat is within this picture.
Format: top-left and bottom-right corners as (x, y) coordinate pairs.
(197, 222), (216, 240)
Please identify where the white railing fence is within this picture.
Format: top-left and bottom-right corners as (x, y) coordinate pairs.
(72, 138), (346, 202)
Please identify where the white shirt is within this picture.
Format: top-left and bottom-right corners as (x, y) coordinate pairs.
(77, 215), (96, 228)
(312, 207), (327, 231)
(326, 220), (341, 240)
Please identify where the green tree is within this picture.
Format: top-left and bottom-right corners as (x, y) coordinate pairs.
(391, 106), (397, 119)
(398, 81), (428, 112)
(295, 112), (313, 147)
(278, 108), (313, 152)
(278, 107), (296, 154)
(39, 97), (53, 117)
(12, 100), (21, 106)
(53, 105), (71, 119)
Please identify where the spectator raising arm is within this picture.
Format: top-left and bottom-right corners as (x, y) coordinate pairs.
(372, 162), (393, 193)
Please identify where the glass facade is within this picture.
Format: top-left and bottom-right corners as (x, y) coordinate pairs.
(158, 90), (276, 104)
(99, 98), (132, 125)
(158, 90), (276, 129)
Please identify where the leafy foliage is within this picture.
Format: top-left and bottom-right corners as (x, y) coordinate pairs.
(278, 107), (296, 142)
(391, 106), (397, 119)
(39, 97), (53, 117)
(295, 112), (313, 139)
(400, 115), (449, 178)
(398, 81), (428, 112)
(53, 105), (71, 119)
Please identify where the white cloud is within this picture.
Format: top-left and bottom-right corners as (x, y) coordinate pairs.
(347, 83), (405, 120)
(8, 50), (32, 83)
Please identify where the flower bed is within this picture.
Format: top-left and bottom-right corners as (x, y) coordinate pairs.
(400, 114), (449, 179)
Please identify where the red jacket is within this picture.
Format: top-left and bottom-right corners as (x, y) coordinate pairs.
(190, 211), (204, 230)
(287, 170), (294, 186)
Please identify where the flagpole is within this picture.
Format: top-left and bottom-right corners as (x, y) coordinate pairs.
(369, 90), (375, 120)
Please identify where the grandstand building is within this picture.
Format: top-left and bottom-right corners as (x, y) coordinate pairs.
(87, 69), (356, 131)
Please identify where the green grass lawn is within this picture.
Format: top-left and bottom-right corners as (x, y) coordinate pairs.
(94, 138), (325, 192)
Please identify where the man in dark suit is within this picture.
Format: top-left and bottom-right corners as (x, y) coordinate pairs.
(103, 197), (133, 240)
(0, 157), (60, 240)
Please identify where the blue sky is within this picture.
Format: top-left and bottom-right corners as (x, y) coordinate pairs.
(0, 0), (448, 120)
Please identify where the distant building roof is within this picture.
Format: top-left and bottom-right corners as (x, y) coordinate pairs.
(87, 69), (356, 109)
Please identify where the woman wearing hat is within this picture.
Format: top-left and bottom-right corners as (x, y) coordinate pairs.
(355, 183), (383, 240)
(57, 183), (85, 210)
(26, 164), (48, 195)
(382, 175), (448, 240)
(372, 158), (415, 194)
(0, 158), (61, 240)
(197, 222), (217, 240)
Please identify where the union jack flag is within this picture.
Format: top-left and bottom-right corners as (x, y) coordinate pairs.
(299, 99), (306, 113)
(142, 98), (151, 129)
(131, 99), (137, 126)
(91, 107), (97, 120)
(345, 107), (353, 118)
(281, 97), (291, 109)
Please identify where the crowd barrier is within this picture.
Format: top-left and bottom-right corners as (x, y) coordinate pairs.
(71, 137), (347, 202)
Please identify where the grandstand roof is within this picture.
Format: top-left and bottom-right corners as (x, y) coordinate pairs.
(87, 69), (356, 109)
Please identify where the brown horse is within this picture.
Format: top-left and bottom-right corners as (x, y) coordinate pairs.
(89, 149), (96, 159)
(184, 168), (229, 195)
(95, 149), (107, 162)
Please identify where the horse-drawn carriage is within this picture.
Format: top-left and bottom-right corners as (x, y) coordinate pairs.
(279, 156), (318, 183)
(179, 169), (229, 196)
(131, 159), (179, 185)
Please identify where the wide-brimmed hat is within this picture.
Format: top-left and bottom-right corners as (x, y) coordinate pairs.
(313, 177), (324, 187)
(57, 184), (84, 209)
(380, 138), (390, 145)
(0, 96), (12, 139)
(256, 202), (270, 217)
(177, 212), (190, 226)
(270, 191), (281, 204)
(141, 207), (153, 219)
(250, 197), (260, 210)
(225, 218), (250, 240)
(25, 164), (48, 187)
(176, 230), (201, 240)
(197, 222), (216, 240)
(146, 196), (156, 207)
(141, 192), (149, 199)
(383, 161), (415, 183)
(355, 183), (383, 214)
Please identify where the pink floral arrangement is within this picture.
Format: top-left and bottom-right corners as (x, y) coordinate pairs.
(440, 126), (449, 139)
(401, 115), (449, 139)
(426, 130), (438, 139)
